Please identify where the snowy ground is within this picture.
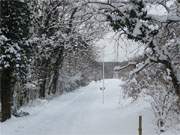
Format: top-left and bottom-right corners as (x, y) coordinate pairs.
(0, 79), (179, 135)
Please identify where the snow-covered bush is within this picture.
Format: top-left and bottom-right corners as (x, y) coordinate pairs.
(122, 78), (141, 101)
(149, 85), (179, 133)
(123, 62), (180, 132)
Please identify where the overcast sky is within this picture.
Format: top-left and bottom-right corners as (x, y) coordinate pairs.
(95, 32), (144, 62)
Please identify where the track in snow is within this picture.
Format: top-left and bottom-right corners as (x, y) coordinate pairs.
(1, 79), (155, 135)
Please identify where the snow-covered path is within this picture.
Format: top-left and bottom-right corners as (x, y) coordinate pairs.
(1, 79), (156, 135)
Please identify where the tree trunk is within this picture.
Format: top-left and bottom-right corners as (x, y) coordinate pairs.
(38, 60), (50, 98)
(39, 73), (47, 98)
(162, 60), (180, 98)
(51, 50), (64, 95)
(1, 68), (12, 122)
(51, 69), (60, 94)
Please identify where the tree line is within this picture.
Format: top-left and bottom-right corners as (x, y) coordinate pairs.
(0, 0), (104, 122)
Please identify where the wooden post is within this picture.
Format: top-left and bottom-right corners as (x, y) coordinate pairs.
(138, 115), (142, 135)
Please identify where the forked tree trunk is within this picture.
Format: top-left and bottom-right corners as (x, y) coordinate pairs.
(1, 68), (12, 122)
(50, 49), (64, 95)
(160, 60), (180, 98)
(39, 61), (50, 98)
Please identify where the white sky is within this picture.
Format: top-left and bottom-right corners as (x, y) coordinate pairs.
(95, 32), (144, 62)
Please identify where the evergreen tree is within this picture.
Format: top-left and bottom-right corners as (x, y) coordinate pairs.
(0, 0), (31, 122)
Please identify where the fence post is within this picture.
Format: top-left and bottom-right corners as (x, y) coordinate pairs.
(138, 115), (142, 135)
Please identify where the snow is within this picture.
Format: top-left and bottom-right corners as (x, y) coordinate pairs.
(114, 62), (137, 71)
(133, 20), (142, 37)
(0, 79), (179, 135)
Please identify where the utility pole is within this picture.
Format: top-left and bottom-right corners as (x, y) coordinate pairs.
(100, 45), (105, 104)
(116, 43), (121, 104)
(102, 48), (105, 104)
(116, 43), (119, 66)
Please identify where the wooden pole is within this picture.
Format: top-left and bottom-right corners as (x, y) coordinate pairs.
(138, 115), (142, 135)
(102, 46), (105, 104)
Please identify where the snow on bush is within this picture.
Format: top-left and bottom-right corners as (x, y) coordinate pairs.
(123, 62), (180, 133)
